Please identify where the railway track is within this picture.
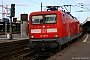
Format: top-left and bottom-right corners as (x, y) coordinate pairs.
(0, 39), (32, 60)
(0, 39), (47, 60)
(0, 37), (49, 60)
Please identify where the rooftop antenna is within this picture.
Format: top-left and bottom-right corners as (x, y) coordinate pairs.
(41, 2), (42, 11)
(63, 5), (74, 13)
(46, 6), (62, 11)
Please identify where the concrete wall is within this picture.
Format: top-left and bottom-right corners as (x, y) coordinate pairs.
(21, 21), (28, 36)
(20, 14), (28, 36)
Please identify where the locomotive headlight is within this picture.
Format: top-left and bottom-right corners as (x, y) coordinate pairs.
(55, 35), (58, 37)
(42, 26), (45, 28)
(31, 36), (34, 38)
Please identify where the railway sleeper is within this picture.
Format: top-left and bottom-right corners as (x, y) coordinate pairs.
(0, 47), (29, 57)
(0, 40), (29, 47)
(13, 52), (32, 60)
(0, 43), (29, 52)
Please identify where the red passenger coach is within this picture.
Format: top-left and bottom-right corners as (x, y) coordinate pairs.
(29, 6), (82, 54)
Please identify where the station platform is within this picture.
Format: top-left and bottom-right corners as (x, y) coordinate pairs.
(0, 34), (29, 43)
(47, 34), (90, 60)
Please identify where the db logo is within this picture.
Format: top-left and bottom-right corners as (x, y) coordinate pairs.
(41, 29), (46, 33)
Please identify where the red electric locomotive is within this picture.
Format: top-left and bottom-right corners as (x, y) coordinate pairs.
(29, 6), (82, 55)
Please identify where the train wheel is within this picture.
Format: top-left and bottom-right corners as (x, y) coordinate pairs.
(59, 44), (61, 51)
(56, 44), (61, 52)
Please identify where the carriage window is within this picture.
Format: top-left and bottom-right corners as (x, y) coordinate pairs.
(32, 15), (43, 24)
(44, 15), (57, 24)
(62, 14), (65, 24)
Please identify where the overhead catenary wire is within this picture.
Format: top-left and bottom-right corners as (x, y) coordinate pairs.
(75, 3), (90, 12)
(60, 0), (76, 13)
(60, 0), (66, 4)
(63, 0), (78, 11)
(79, 3), (90, 11)
(62, 0), (80, 19)
(27, 0), (40, 5)
(60, 0), (69, 12)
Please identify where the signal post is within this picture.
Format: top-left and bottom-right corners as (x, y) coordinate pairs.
(9, 4), (15, 40)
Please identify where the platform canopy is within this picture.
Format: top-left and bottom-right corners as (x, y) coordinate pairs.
(82, 17), (90, 33)
(83, 17), (90, 25)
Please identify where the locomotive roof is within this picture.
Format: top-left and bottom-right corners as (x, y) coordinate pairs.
(30, 10), (78, 21)
(30, 10), (64, 15)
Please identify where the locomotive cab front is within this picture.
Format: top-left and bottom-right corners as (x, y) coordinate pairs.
(29, 11), (62, 53)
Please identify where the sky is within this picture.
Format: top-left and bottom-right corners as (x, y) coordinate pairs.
(0, 0), (90, 23)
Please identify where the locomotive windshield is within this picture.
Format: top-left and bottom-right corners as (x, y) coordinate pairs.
(32, 15), (43, 24)
(31, 14), (57, 24)
(44, 15), (57, 24)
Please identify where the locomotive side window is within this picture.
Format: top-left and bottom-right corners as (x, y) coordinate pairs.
(44, 14), (57, 24)
(62, 14), (65, 23)
(32, 15), (43, 24)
